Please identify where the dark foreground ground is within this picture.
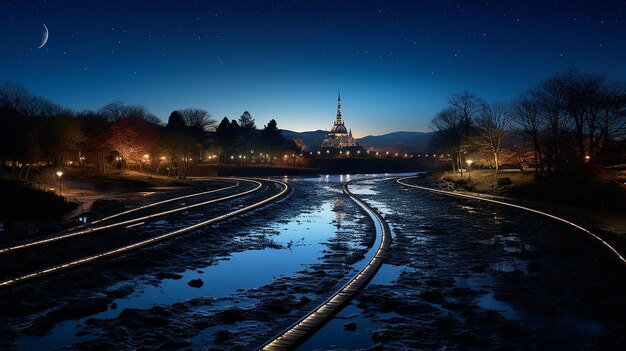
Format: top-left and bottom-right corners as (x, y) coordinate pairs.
(0, 174), (624, 350)
(346, 177), (626, 350)
(0, 177), (375, 350)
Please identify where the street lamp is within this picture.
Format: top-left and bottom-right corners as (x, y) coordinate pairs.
(56, 171), (63, 196)
(466, 159), (473, 179)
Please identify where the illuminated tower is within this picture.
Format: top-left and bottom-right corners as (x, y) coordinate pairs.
(331, 93), (347, 135)
(336, 93), (342, 120)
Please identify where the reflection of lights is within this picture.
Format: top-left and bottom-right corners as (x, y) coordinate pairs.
(0, 178), (290, 287)
(397, 176), (626, 266)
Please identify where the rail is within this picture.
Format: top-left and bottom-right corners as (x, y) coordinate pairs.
(397, 176), (626, 265)
(0, 178), (289, 288)
(258, 176), (392, 351)
(0, 178), (259, 255)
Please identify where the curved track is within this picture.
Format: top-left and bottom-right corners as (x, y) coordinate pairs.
(0, 178), (258, 255)
(397, 176), (626, 265)
(0, 178), (289, 288)
(259, 177), (392, 351)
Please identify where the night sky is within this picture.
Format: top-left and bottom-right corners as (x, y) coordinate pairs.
(1, 1), (625, 137)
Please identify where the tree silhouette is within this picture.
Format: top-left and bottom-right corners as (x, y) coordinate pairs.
(238, 111), (256, 129)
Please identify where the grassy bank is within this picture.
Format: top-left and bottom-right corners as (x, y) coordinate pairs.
(0, 179), (78, 222)
(425, 168), (626, 235)
(431, 169), (625, 209)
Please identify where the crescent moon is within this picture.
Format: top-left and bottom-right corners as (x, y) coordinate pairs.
(37, 23), (49, 49)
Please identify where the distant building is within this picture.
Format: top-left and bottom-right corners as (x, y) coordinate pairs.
(320, 94), (360, 152)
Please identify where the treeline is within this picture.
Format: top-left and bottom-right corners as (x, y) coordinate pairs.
(0, 82), (299, 180)
(430, 69), (626, 176)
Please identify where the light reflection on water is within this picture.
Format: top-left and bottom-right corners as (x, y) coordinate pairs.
(17, 192), (342, 350)
(477, 291), (603, 342)
(16, 173), (415, 350)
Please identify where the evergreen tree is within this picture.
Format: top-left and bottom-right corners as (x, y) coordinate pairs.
(238, 111), (256, 129)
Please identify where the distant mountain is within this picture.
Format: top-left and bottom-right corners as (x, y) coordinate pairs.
(280, 129), (328, 149)
(358, 131), (432, 152)
(281, 129), (433, 152)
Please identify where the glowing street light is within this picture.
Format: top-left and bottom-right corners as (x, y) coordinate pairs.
(466, 159), (473, 179)
(56, 171), (63, 196)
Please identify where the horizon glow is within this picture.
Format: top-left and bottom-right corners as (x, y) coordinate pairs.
(1, 1), (625, 137)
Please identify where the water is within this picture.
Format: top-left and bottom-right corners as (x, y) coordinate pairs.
(17, 190), (342, 350)
(15, 174), (406, 350)
(11, 172), (609, 350)
(477, 292), (603, 343)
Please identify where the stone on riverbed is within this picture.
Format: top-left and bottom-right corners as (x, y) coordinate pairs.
(187, 278), (204, 288)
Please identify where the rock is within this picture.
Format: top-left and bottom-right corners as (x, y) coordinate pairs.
(344, 322), (357, 331)
(187, 278), (204, 288)
(496, 177), (512, 187)
(419, 290), (444, 302)
(215, 307), (245, 324)
(156, 272), (184, 280)
(214, 329), (235, 344)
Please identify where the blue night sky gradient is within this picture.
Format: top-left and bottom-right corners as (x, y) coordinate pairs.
(1, 1), (625, 137)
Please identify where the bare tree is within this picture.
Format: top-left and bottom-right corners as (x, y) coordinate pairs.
(178, 108), (216, 131)
(448, 90), (486, 136)
(0, 82), (30, 111)
(476, 102), (512, 172)
(513, 92), (544, 175)
(562, 69), (626, 160)
(98, 101), (127, 122)
(430, 107), (463, 174)
(99, 102), (161, 124)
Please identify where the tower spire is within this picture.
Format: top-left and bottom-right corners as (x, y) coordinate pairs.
(336, 92), (342, 120)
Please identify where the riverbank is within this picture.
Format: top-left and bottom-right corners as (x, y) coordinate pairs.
(0, 169), (198, 242)
(420, 169), (626, 236)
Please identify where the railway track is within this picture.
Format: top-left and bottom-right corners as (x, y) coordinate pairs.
(0, 178), (258, 255)
(396, 175), (626, 265)
(0, 178), (289, 288)
(258, 176), (392, 351)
